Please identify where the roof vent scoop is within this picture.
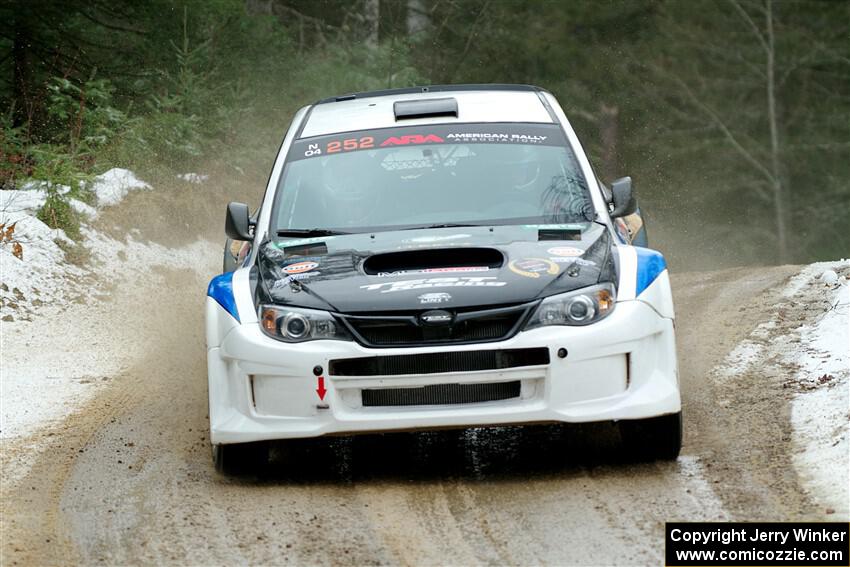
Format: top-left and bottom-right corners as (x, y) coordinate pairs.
(394, 97), (458, 121)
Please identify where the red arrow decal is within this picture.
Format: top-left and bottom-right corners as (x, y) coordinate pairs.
(316, 376), (327, 401)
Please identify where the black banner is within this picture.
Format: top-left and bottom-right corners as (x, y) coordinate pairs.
(666, 522), (849, 566)
(288, 122), (567, 162)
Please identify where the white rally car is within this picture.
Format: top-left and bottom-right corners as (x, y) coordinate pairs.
(206, 85), (681, 473)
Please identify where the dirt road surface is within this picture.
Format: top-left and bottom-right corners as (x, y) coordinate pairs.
(1, 184), (831, 566)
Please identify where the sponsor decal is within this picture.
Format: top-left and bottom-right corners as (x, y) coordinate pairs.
(550, 257), (597, 267)
(282, 260), (319, 274)
(403, 234), (471, 244)
(380, 134), (444, 147)
(274, 236), (333, 247)
(420, 310), (453, 324)
(547, 246), (584, 257)
(422, 266), (488, 273)
(271, 272), (315, 289)
(446, 133), (548, 144)
(361, 276), (507, 293)
(509, 258), (559, 279)
(377, 266), (489, 277)
(418, 293), (452, 304)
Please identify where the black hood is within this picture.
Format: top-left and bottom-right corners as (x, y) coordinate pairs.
(256, 224), (616, 313)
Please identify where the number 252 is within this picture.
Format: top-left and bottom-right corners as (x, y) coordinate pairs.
(327, 137), (374, 153)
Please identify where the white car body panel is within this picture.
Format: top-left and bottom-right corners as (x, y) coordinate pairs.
(207, 295), (678, 444)
(207, 85), (681, 445)
(301, 91), (554, 138)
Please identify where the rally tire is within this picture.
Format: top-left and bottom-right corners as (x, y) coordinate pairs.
(618, 412), (682, 462)
(212, 441), (269, 475)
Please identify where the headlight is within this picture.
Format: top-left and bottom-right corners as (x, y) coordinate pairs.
(524, 283), (616, 329)
(260, 305), (352, 342)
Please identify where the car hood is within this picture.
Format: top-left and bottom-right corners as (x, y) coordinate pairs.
(256, 224), (617, 313)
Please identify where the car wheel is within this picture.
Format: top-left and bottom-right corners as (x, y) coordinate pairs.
(618, 412), (682, 461)
(212, 441), (269, 475)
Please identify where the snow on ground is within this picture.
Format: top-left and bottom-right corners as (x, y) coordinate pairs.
(91, 168), (151, 206)
(1, 201), (86, 318)
(0, 168), (157, 317)
(785, 263), (849, 515)
(1, 180), (95, 219)
(1, 169), (217, 454)
(1, 234), (218, 435)
(176, 172), (209, 184)
(716, 260), (849, 515)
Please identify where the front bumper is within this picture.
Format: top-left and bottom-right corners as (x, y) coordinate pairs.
(207, 299), (680, 445)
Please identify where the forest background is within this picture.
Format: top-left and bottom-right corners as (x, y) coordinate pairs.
(2, 0), (848, 269)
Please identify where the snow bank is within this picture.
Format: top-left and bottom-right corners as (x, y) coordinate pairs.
(0, 169), (155, 316)
(91, 168), (151, 206)
(1, 182), (94, 219)
(0, 186), (48, 214)
(717, 260), (849, 516)
(0, 210), (85, 318)
(785, 262), (849, 515)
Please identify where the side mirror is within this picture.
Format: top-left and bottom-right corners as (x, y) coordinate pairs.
(609, 176), (637, 218)
(225, 202), (253, 241)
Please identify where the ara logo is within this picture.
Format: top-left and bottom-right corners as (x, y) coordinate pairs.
(380, 134), (444, 147)
(419, 309), (453, 325)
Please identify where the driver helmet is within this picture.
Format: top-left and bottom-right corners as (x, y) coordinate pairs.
(319, 152), (379, 227)
(491, 144), (541, 192)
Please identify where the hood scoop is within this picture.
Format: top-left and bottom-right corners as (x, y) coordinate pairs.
(538, 228), (581, 241)
(363, 247), (503, 276)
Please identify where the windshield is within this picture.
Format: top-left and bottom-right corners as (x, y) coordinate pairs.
(271, 123), (593, 235)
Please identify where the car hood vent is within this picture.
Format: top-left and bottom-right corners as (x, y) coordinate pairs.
(362, 247), (503, 276)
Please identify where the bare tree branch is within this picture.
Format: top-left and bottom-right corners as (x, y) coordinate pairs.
(649, 62), (776, 185)
(78, 8), (148, 36)
(446, 0), (491, 83)
(728, 0), (769, 54)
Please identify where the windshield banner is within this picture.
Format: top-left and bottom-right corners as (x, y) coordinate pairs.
(288, 123), (567, 162)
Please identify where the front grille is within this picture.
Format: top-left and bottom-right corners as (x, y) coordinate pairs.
(362, 381), (521, 407)
(339, 303), (532, 347)
(329, 347), (550, 376)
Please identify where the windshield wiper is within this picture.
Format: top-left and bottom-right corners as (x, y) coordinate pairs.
(399, 223), (483, 231)
(276, 228), (352, 237)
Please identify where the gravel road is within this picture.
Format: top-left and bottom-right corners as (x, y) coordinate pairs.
(1, 200), (830, 565)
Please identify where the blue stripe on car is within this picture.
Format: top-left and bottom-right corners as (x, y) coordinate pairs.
(208, 272), (240, 322)
(635, 247), (667, 296)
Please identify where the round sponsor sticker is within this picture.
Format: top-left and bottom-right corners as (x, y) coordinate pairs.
(547, 246), (583, 257)
(509, 258), (559, 278)
(282, 261), (319, 274)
